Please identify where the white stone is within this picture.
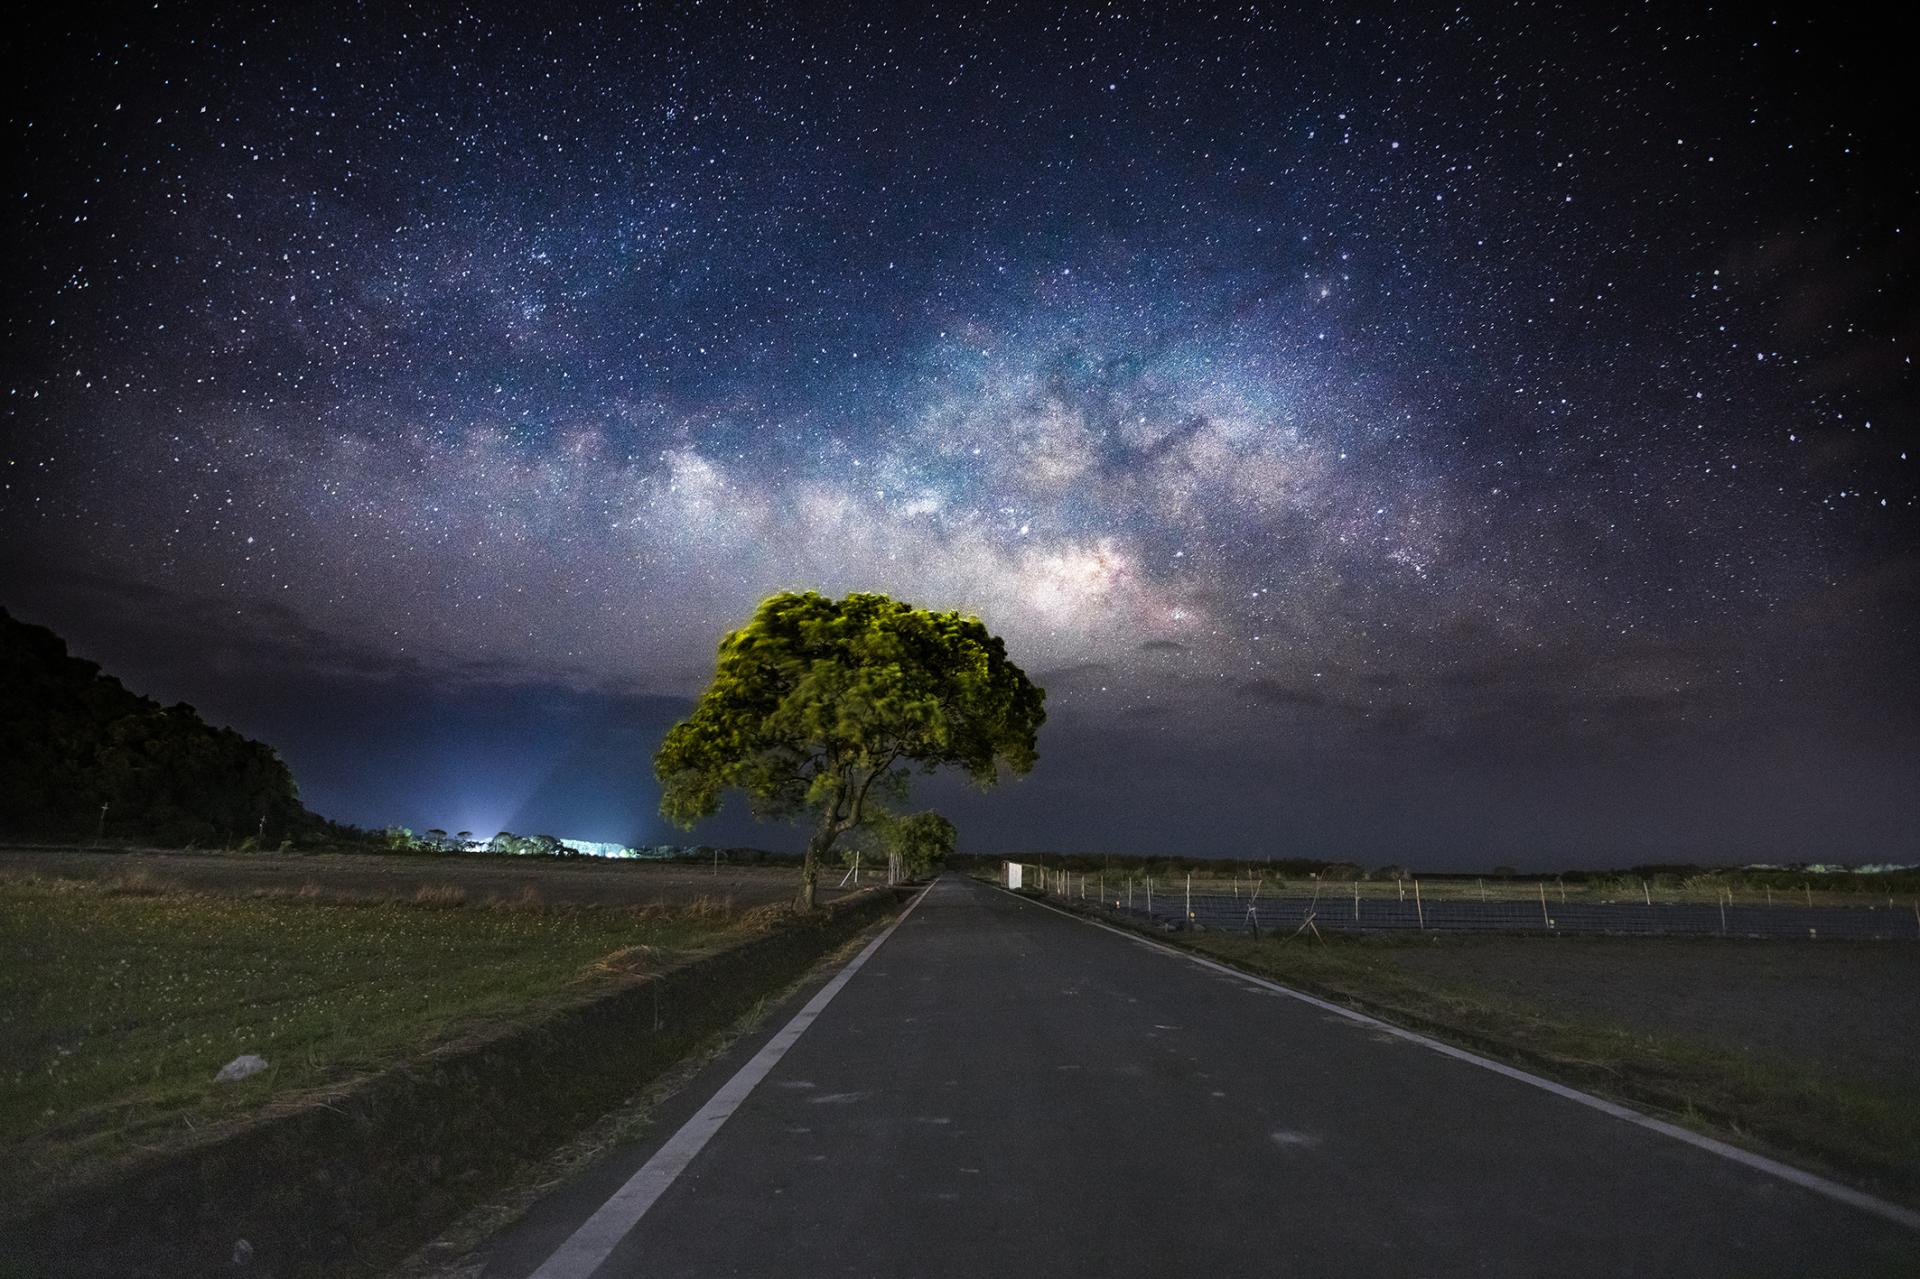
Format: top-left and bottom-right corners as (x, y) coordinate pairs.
(215, 1054), (268, 1083)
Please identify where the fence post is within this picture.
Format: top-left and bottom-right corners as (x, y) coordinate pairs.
(1354, 881), (1361, 923)
(1804, 883), (1812, 908)
(1539, 882), (1550, 929)
(1397, 877), (1404, 902)
(1643, 879), (1651, 907)
(1719, 892), (1728, 937)
(1766, 886), (1772, 908)
(1147, 877), (1153, 915)
(1186, 873), (1192, 923)
(1414, 878), (1425, 931)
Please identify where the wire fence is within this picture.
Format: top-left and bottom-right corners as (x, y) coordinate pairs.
(1010, 866), (1920, 941)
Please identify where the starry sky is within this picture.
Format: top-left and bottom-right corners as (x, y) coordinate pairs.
(4, 4), (1914, 867)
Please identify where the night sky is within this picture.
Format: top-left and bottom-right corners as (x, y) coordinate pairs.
(4, 5), (1914, 866)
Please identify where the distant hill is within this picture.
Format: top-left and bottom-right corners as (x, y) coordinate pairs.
(0, 607), (310, 843)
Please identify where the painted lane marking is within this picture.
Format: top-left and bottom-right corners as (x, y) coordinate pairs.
(528, 883), (933, 1279)
(998, 883), (1920, 1234)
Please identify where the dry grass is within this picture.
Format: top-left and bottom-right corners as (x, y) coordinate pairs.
(487, 884), (546, 912)
(100, 867), (172, 896)
(414, 884), (468, 908)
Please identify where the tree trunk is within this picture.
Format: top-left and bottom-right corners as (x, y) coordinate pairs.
(798, 810), (839, 912)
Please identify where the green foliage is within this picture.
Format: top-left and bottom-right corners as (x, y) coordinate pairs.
(655, 591), (1043, 900)
(485, 830), (573, 857)
(0, 607), (309, 843)
(843, 808), (956, 879)
(887, 810), (956, 877)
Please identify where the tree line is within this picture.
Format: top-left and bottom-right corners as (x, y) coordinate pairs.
(0, 608), (311, 844)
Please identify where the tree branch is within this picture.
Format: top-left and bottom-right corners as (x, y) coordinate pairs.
(840, 744), (904, 833)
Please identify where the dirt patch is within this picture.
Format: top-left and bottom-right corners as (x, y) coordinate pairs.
(1383, 936), (1920, 1091)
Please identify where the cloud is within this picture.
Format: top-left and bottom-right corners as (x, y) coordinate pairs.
(1238, 678), (1330, 709)
(1035, 662), (1117, 688)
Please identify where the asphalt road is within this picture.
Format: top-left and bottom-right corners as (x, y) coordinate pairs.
(481, 876), (1918, 1277)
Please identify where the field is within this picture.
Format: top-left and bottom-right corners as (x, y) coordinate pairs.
(1171, 926), (1920, 1202)
(1029, 866), (1918, 910)
(1382, 936), (1920, 1090)
(0, 845), (847, 909)
(0, 852), (831, 1214)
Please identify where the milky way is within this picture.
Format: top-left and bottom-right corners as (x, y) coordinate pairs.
(4, 5), (1914, 863)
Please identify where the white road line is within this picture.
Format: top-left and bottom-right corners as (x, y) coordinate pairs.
(528, 884), (934, 1279)
(999, 882), (1920, 1234)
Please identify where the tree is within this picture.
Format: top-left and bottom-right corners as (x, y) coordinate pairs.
(655, 591), (1044, 910)
(887, 810), (955, 881)
(843, 807), (956, 883)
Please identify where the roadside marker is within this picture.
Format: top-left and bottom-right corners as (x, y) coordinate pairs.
(528, 882), (934, 1279)
(999, 883), (1920, 1236)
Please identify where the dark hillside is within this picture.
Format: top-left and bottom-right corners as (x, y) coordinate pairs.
(0, 607), (307, 843)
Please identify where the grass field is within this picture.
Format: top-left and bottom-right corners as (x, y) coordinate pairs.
(0, 865), (780, 1211)
(1169, 927), (1920, 1203)
(1034, 867), (1918, 910)
(0, 845), (846, 910)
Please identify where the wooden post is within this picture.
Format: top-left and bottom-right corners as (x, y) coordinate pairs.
(1147, 877), (1153, 915)
(1643, 879), (1651, 906)
(1766, 886), (1772, 907)
(1539, 882), (1550, 929)
(1397, 877), (1404, 902)
(1354, 881), (1360, 922)
(1414, 878), (1425, 931)
(1186, 873), (1192, 923)
(1804, 883), (1812, 908)
(1719, 892), (1728, 937)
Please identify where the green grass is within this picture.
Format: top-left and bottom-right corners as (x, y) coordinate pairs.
(0, 875), (754, 1206)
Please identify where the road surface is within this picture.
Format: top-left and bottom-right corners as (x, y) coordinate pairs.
(480, 876), (1917, 1277)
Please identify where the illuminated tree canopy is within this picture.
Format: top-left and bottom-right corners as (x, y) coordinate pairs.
(655, 591), (1044, 908)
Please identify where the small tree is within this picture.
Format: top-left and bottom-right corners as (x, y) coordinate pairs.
(844, 808), (956, 883)
(655, 591), (1044, 910)
(888, 810), (955, 881)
